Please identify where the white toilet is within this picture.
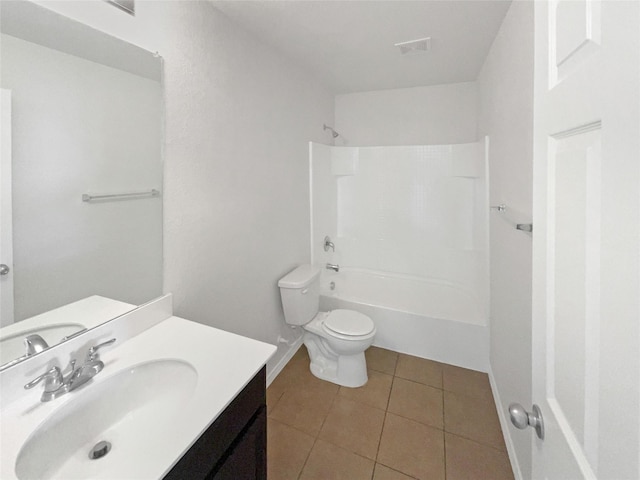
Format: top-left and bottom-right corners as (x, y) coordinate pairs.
(278, 264), (376, 388)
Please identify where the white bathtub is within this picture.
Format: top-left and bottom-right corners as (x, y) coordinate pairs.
(319, 268), (489, 371)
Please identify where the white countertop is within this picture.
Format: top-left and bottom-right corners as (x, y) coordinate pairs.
(0, 316), (276, 479)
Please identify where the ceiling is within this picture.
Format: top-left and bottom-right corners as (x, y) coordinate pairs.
(211, 1), (512, 94)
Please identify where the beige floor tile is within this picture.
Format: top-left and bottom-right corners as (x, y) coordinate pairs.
(267, 418), (315, 480)
(266, 384), (285, 415)
(444, 391), (506, 450)
(395, 354), (443, 389)
(267, 348), (512, 480)
(268, 351), (315, 415)
(289, 345), (311, 365)
(387, 377), (444, 429)
(442, 364), (493, 400)
(299, 439), (375, 480)
(269, 381), (338, 436)
(274, 352), (340, 392)
(338, 370), (393, 411)
(269, 357), (312, 392)
(377, 413), (445, 480)
(373, 463), (417, 480)
(319, 396), (385, 460)
(445, 433), (514, 480)
(366, 346), (399, 375)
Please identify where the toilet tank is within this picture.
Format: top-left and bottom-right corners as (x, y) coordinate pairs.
(278, 265), (321, 326)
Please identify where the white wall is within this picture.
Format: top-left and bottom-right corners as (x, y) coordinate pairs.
(477, 2), (534, 479)
(312, 142), (486, 295)
(32, 1), (335, 374)
(1, 33), (162, 320)
(310, 142), (336, 266)
(334, 82), (478, 146)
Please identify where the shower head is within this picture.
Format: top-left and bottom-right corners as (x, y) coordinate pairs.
(323, 124), (340, 138)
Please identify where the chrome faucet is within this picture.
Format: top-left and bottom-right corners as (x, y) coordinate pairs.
(24, 338), (116, 402)
(326, 263), (340, 272)
(24, 334), (49, 356)
(24, 364), (71, 401)
(68, 338), (116, 389)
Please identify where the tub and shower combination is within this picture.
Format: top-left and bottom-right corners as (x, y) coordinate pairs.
(310, 141), (489, 371)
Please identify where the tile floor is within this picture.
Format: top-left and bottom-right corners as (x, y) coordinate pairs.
(266, 346), (514, 480)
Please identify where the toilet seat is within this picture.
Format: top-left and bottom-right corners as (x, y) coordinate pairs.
(322, 309), (375, 338)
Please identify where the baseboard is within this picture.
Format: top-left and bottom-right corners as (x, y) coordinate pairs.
(266, 336), (304, 387)
(488, 367), (524, 480)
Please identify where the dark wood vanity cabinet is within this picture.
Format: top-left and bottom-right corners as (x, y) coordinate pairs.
(164, 366), (267, 480)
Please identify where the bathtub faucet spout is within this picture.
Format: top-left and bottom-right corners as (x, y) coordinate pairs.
(326, 263), (340, 272)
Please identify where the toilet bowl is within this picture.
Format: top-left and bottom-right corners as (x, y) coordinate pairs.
(303, 310), (375, 387)
(278, 265), (376, 387)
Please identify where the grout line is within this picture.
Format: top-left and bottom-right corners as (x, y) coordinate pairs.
(394, 375), (444, 391)
(297, 436), (318, 480)
(446, 430), (511, 451)
(443, 430), (448, 480)
(373, 372), (395, 464)
(443, 395), (448, 479)
(442, 366), (448, 479)
(266, 389), (285, 416)
(375, 461), (421, 480)
(441, 388), (508, 453)
(295, 373), (338, 479)
(318, 388), (338, 433)
(443, 430), (509, 453)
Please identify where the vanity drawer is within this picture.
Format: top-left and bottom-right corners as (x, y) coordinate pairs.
(164, 366), (266, 480)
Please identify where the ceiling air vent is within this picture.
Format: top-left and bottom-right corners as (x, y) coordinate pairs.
(394, 37), (431, 56)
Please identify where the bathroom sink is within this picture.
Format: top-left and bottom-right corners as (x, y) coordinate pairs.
(15, 359), (197, 480)
(0, 314), (276, 480)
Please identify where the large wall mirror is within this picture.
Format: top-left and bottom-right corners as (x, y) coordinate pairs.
(0, 0), (163, 369)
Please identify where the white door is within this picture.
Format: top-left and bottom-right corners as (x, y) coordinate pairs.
(0, 89), (14, 327)
(532, 1), (639, 479)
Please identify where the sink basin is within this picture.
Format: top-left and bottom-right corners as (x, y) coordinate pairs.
(1, 314), (276, 480)
(0, 323), (85, 365)
(15, 359), (197, 480)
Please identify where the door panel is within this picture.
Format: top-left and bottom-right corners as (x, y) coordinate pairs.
(553, 0), (600, 82)
(549, 127), (601, 476)
(533, 1), (639, 479)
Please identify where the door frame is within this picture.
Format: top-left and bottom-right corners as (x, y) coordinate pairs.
(0, 88), (14, 326)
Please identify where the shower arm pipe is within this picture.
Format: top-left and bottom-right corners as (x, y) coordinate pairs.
(323, 124), (340, 138)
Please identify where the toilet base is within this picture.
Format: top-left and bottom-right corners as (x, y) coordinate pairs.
(303, 333), (369, 388)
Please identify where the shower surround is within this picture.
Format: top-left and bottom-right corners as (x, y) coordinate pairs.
(310, 141), (489, 371)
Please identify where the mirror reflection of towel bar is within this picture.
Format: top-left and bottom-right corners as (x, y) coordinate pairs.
(82, 189), (160, 202)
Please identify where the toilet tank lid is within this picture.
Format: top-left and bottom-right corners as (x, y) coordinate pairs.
(278, 264), (321, 289)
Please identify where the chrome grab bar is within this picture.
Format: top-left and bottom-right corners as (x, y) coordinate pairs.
(490, 204), (532, 233)
(82, 189), (160, 203)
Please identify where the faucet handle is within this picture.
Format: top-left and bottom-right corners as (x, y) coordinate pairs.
(324, 236), (335, 252)
(24, 366), (63, 391)
(62, 359), (77, 381)
(86, 338), (116, 361)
